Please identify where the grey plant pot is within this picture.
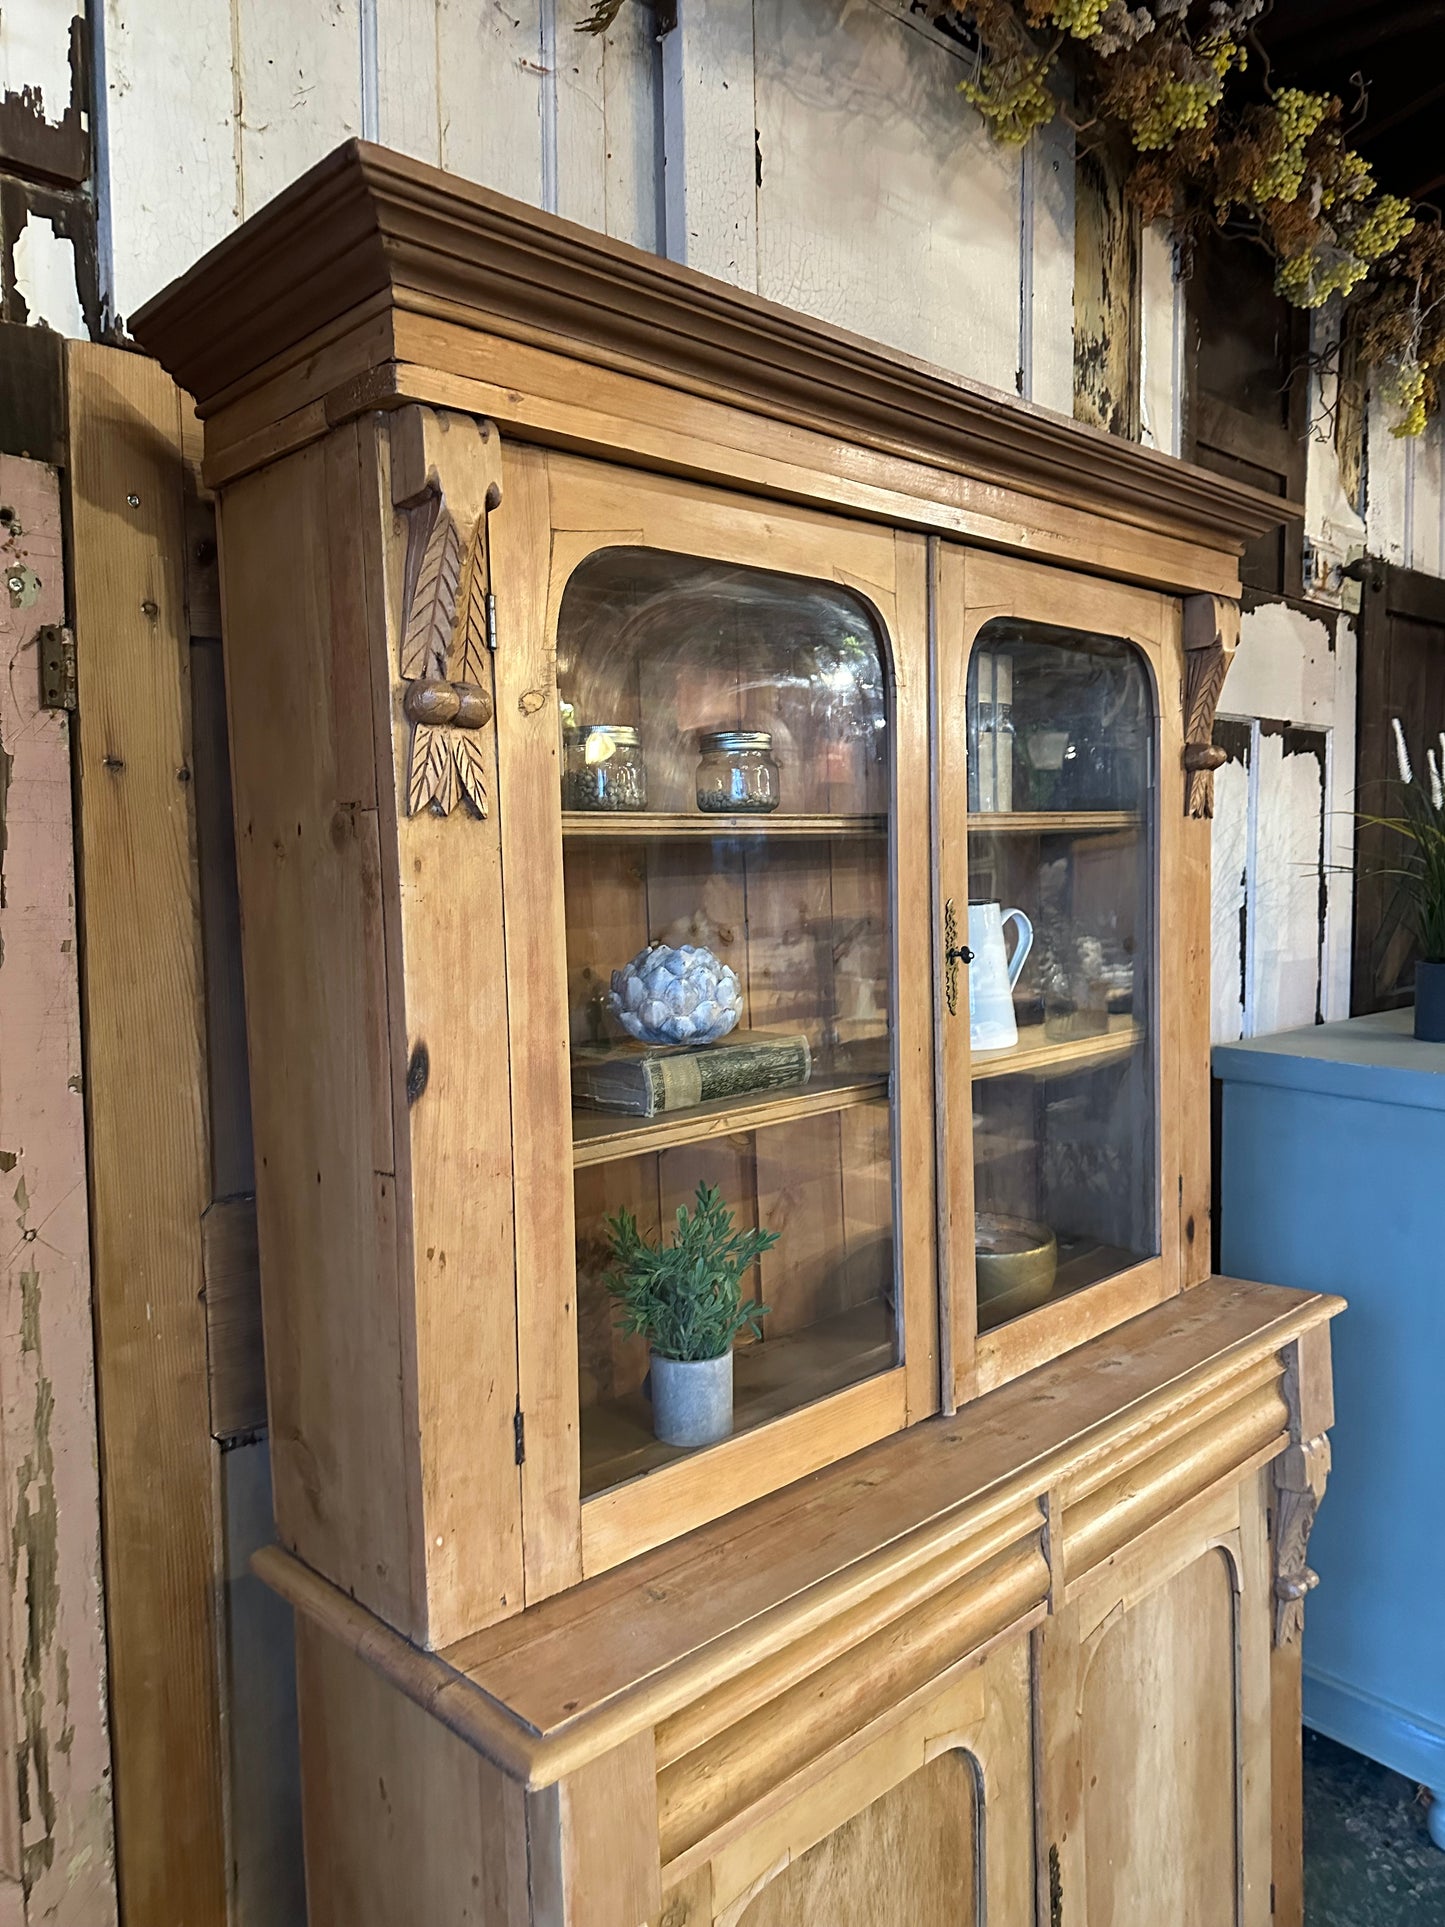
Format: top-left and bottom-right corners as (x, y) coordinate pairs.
(649, 1350), (734, 1448)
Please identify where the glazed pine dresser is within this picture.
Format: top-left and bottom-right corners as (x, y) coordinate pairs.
(134, 141), (1342, 1927)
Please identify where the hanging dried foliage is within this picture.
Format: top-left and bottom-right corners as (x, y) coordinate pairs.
(582, 0), (1440, 435)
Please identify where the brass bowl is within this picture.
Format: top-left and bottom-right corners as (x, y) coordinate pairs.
(975, 1213), (1058, 1321)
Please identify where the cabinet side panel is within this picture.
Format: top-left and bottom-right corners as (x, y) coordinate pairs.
(295, 1621), (529, 1927)
(365, 410), (526, 1641)
(218, 436), (419, 1631)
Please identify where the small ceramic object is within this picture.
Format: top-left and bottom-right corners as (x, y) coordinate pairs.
(649, 1351), (733, 1448)
(975, 1213), (1057, 1321)
(696, 730), (780, 813)
(610, 941), (742, 1045)
(968, 902), (1034, 1051)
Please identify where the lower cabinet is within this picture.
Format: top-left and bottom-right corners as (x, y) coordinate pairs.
(274, 1287), (1335, 1927)
(657, 1477), (1274, 1927)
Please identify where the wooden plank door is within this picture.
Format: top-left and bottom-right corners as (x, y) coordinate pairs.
(1351, 560), (1445, 1013)
(0, 452), (116, 1922)
(68, 344), (304, 1926)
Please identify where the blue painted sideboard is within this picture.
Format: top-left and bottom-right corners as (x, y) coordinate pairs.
(1215, 1010), (1445, 1847)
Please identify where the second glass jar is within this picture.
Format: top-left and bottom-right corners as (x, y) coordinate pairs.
(696, 729), (780, 813)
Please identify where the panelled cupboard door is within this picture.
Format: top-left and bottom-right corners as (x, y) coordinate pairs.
(489, 447), (937, 1595)
(933, 547), (1185, 1406)
(1032, 1477), (1274, 1927)
(666, 1637), (1034, 1927)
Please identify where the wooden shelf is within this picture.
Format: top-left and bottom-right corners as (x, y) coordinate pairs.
(970, 1016), (1140, 1082)
(968, 810), (1140, 834)
(580, 1299), (895, 1498)
(562, 811), (887, 840)
(572, 1072), (889, 1168)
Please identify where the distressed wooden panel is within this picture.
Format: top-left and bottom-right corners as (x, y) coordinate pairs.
(753, 0), (1021, 394)
(1073, 145), (1139, 438)
(0, 454), (117, 1919)
(1139, 221), (1180, 457)
(1210, 718), (1251, 1044)
(661, 0), (756, 287)
(69, 344), (227, 1925)
(375, 0), (442, 163)
(738, 1751), (978, 1927)
(236, 0), (363, 214)
(438, 0), (546, 210)
(0, 3), (87, 183)
(101, 0), (238, 325)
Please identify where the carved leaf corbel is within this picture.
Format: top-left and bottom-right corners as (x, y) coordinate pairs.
(1274, 1433), (1331, 1647)
(398, 480), (496, 819)
(1181, 593), (1241, 819)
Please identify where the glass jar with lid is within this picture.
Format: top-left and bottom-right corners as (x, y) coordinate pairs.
(696, 729), (780, 814)
(562, 724), (648, 812)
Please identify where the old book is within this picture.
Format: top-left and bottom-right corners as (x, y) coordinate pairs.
(571, 1030), (812, 1118)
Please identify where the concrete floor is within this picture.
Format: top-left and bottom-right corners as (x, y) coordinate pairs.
(1305, 1730), (1445, 1925)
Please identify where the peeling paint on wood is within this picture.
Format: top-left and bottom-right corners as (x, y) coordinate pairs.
(0, 455), (116, 1922)
(1073, 144), (1140, 439)
(0, 11), (88, 188)
(0, 179), (99, 340)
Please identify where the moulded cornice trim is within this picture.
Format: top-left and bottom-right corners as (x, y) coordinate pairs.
(133, 140), (1299, 552)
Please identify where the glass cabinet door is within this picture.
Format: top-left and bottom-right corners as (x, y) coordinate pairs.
(966, 621), (1156, 1324)
(937, 550), (1178, 1401)
(555, 544), (907, 1505)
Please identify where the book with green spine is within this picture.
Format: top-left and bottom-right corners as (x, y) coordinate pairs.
(571, 1030), (812, 1118)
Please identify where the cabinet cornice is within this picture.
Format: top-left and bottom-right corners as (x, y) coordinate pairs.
(132, 140), (1297, 564)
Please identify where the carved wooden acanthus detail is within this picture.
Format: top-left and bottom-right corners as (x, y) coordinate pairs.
(1273, 1433), (1330, 1648)
(398, 475), (498, 818)
(1181, 593), (1241, 819)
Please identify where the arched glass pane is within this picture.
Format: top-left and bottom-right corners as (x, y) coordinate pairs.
(558, 548), (897, 1497)
(966, 618), (1158, 1331)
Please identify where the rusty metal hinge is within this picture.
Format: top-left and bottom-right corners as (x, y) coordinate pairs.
(486, 589), (498, 653)
(37, 624), (76, 711)
(514, 1406), (526, 1466)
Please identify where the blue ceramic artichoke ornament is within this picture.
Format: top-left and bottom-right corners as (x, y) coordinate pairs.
(609, 942), (742, 1046)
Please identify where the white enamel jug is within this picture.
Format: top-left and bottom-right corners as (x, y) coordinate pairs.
(968, 902), (1033, 1051)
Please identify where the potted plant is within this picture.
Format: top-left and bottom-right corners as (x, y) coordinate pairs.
(1370, 719), (1445, 1040)
(603, 1183), (777, 1448)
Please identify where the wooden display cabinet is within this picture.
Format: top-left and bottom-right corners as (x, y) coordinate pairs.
(135, 143), (1342, 1927)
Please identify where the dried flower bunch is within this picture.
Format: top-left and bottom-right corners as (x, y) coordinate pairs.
(579, 0), (1440, 435)
(1365, 719), (1445, 966)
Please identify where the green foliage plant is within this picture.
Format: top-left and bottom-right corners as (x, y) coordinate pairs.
(604, 1182), (776, 1362)
(1362, 718), (1445, 965)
